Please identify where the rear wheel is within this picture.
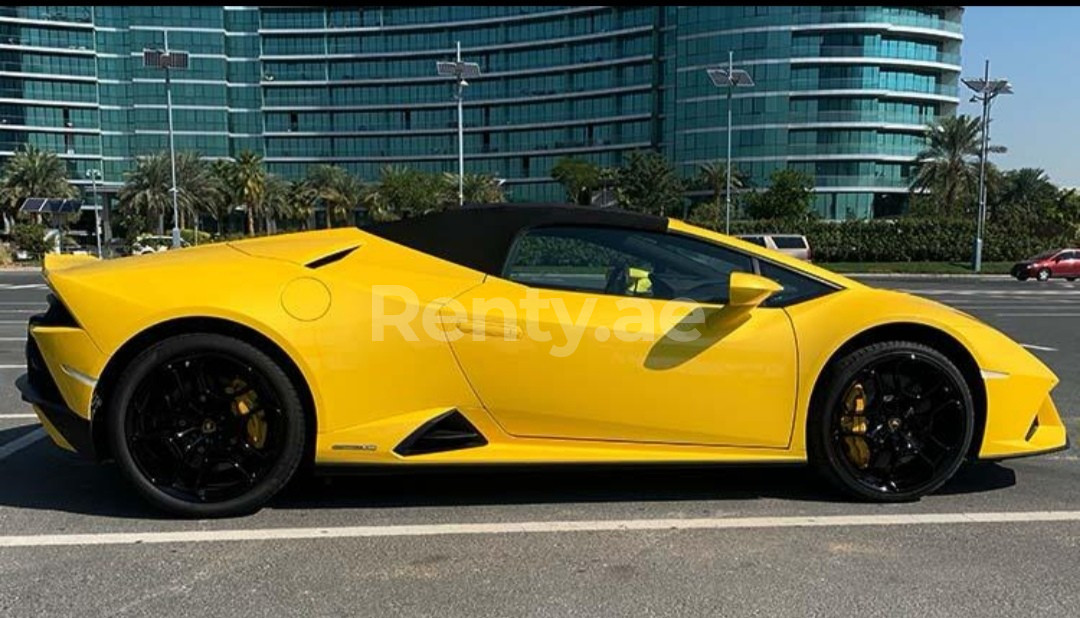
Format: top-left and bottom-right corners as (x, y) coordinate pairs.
(808, 341), (974, 502)
(1015, 273), (1029, 281)
(108, 333), (306, 517)
(1067, 278), (1076, 282)
(1037, 268), (1051, 282)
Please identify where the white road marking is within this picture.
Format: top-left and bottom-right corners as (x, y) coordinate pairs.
(903, 289), (1080, 296)
(0, 284), (47, 290)
(1021, 344), (1059, 352)
(0, 364), (26, 369)
(0, 428), (45, 461)
(0, 310), (40, 314)
(0, 414), (37, 419)
(0, 337), (26, 341)
(2, 511), (1080, 548)
(997, 313), (1080, 318)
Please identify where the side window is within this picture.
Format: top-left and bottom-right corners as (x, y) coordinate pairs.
(741, 235), (767, 247)
(758, 260), (834, 307)
(772, 236), (808, 250)
(503, 226), (753, 303)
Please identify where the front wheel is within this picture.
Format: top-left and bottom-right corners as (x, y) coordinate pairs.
(808, 341), (974, 502)
(1037, 268), (1051, 282)
(108, 333), (307, 518)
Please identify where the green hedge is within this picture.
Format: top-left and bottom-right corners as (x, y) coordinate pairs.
(690, 217), (1078, 263)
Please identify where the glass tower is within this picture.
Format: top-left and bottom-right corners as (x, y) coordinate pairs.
(0, 6), (963, 220)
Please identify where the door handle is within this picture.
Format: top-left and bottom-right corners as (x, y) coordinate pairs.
(458, 319), (521, 339)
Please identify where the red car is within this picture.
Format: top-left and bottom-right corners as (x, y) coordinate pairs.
(1011, 248), (1080, 282)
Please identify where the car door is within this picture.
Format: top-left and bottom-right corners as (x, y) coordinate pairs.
(444, 224), (799, 448)
(1063, 251), (1080, 276)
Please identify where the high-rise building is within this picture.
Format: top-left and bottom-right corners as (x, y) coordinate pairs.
(0, 6), (963, 222)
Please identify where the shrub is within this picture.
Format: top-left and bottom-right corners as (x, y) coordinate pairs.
(11, 223), (50, 260)
(686, 214), (1078, 263)
(179, 228), (213, 245)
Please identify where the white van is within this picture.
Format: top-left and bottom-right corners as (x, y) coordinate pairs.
(736, 234), (812, 261)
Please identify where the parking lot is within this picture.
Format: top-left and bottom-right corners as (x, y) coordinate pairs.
(0, 271), (1077, 617)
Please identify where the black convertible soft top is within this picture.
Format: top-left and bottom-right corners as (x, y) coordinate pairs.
(363, 203), (668, 275)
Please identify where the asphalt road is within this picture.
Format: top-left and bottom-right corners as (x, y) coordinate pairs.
(0, 271), (1078, 617)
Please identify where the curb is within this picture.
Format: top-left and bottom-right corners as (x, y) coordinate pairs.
(844, 272), (1011, 280)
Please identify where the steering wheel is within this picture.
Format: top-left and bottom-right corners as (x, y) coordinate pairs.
(604, 259), (630, 295)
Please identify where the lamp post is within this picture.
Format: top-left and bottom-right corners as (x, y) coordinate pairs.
(143, 32), (189, 248)
(705, 51), (755, 235)
(85, 167), (102, 257)
(436, 41), (481, 207)
(962, 60), (1012, 273)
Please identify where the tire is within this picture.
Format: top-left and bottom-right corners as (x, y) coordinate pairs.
(1016, 273), (1029, 282)
(1037, 268), (1051, 282)
(1067, 278), (1076, 282)
(808, 341), (974, 503)
(108, 333), (307, 518)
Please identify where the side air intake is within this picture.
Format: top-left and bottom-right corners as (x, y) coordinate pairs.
(394, 410), (488, 456)
(305, 246), (359, 269)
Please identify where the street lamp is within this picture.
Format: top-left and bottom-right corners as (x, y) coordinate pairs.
(705, 51), (755, 235)
(143, 33), (189, 249)
(962, 59), (1012, 273)
(436, 41), (481, 207)
(85, 167), (102, 257)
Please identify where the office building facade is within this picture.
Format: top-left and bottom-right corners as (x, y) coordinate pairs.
(0, 6), (963, 220)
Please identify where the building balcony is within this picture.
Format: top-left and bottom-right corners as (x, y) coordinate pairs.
(788, 78), (957, 97)
(790, 45), (961, 66)
(787, 9), (962, 34)
(786, 143), (923, 157)
(811, 174), (914, 188)
(785, 110), (939, 126)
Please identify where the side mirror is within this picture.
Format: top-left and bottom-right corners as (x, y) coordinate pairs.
(728, 272), (783, 309)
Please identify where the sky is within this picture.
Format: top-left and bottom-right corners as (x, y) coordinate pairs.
(959, 7), (1080, 187)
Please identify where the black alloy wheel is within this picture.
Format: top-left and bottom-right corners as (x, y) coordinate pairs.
(109, 334), (306, 517)
(809, 341), (974, 502)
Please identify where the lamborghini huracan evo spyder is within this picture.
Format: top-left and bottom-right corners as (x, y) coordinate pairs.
(18, 205), (1068, 517)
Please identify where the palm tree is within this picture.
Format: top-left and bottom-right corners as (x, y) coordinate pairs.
(550, 157), (600, 205)
(910, 115), (982, 216)
(299, 165), (363, 227)
(263, 174), (311, 232)
(697, 160), (747, 225)
(208, 159), (236, 235)
(442, 172), (507, 206)
(118, 153), (172, 234)
(174, 152), (219, 236)
(232, 150), (266, 236)
(0, 145), (76, 230)
(363, 165), (440, 220)
(118, 152), (219, 237)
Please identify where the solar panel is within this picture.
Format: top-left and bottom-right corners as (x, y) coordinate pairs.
(18, 197), (47, 213)
(57, 199), (83, 213)
(436, 61), (481, 79)
(435, 61), (459, 77)
(458, 62), (481, 79)
(143, 48), (189, 70)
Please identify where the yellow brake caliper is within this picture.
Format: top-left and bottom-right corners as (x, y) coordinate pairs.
(840, 383), (870, 469)
(227, 378), (266, 449)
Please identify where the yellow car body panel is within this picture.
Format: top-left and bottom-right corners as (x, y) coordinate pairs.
(446, 276), (799, 448)
(26, 215), (1066, 469)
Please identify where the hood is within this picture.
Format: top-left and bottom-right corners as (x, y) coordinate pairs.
(227, 228), (366, 266)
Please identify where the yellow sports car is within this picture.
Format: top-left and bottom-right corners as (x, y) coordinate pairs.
(18, 205), (1068, 517)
